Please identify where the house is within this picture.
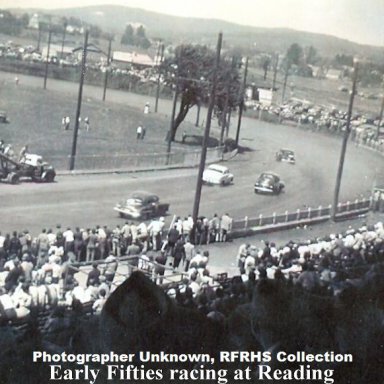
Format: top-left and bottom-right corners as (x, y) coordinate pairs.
(41, 44), (74, 59)
(325, 68), (342, 81)
(72, 43), (106, 64)
(112, 51), (156, 68)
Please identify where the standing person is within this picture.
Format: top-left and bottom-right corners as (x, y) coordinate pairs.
(147, 217), (165, 251)
(143, 102), (150, 114)
(173, 237), (185, 270)
(65, 116), (70, 130)
(183, 239), (195, 272)
(86, 229), (98, 262)
(220, 213), (233, 242)
(136, 125), (143, 141)
(73, 227), (84, 262)
(84, 117), (90, 132)
(236, 243), (250, 275)
(63, 227), (74, 254)
(37, 229), (50, 267)
(112, 225), (122, 257)
(167, 225), (179, 257)
(18, 145), (28, 162)
(209, 214), (220, 243)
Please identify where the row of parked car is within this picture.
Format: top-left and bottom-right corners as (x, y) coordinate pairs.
(252, 99), (383, 140)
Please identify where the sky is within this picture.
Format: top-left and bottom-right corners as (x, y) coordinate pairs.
(2, 0), (384, 46)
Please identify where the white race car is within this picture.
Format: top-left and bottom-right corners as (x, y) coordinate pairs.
(202, 164), (234, 186)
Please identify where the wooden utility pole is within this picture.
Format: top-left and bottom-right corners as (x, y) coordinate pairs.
(195, 101), (201, 127)
(37, 23), (42, 51)
(281, 68), (289, 104)
(154, 43), (164, 113)
(102, 35), (113, 102)
(69, 29), (89, 171)
(235, 56), (248, 147)
(43, 29), (52, 90)
(220, 87), (229, 146)
(272, 53), (279, 91)
(60, 21), (67, 59)
(166, 80), (179, 165)
(192, 32), (223, 225)
(331, 59), (359, 220)
(376, 93), (384, 140)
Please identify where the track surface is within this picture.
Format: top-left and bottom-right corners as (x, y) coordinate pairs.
(0, 72), (381, 236)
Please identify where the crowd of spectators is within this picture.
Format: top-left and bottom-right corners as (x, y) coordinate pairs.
(250, 99), (384, 149)
(0, 217), (383, 328)
(158, 221), (384, 324)
(0, 212), (234, 324)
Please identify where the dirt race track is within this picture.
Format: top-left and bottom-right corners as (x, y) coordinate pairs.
(0, 71), (383, 273)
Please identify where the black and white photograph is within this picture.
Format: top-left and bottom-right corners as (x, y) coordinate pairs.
(0, 0), (383, 382)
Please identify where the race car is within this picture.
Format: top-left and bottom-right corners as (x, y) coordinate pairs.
(275, 148), (295, 164)
(18, 154), (56, 182)
(114, 191), (170, 220)
(254, 171), (285, 194)
(202, 164), (234, 186)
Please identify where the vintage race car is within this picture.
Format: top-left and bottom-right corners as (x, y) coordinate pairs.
(18, 154), (56, 182)
(275, 148), (295, 164)
(202, 164), (234, 186)
(254, 171), (285, 194)
(114, 191), (170, 220)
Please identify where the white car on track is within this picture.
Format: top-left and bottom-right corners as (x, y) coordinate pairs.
(202, 164), (234, 186)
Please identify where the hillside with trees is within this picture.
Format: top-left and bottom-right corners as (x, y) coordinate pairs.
(8, 5), (383, 61)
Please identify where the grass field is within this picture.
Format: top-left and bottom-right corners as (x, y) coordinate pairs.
(0, 78), (202, 169)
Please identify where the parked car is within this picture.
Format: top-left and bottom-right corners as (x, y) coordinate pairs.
(114, 191), (170, 220)
(254, 172), (285, 194)
(202, 164), (234, 186)
(0, 111), (8, 123)
(275, 148), (295, 164)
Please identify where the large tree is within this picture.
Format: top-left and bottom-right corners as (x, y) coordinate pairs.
(163, 44), (241, 141)
(285, 43), (303, 67)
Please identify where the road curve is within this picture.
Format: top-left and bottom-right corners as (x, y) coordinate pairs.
(0, 71), (381, 235)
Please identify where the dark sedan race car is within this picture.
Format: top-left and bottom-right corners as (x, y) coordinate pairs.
(276, 148), (295, 164)
(114, 191), (170, 220)
(254, 172), (285, 194)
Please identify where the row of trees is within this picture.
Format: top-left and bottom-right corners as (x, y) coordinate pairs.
(121, 24), (151, 49)
(258, 42), (384, 86)
(0, 10), (29, 36)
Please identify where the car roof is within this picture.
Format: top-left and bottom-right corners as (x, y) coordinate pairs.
(260, 171), (280, 178)
(130, 191), (159, 200)
(207, 164), (229, 172)
(280, 148), (294, 153)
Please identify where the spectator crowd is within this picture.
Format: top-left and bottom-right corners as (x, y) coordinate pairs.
(0, 216), (383, 330)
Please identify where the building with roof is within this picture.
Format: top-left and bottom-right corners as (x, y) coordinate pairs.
(112, 51), (156, 68)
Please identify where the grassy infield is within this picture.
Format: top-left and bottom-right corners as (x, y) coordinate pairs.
(0, 77), (198, 170)
(0, 64), (382, 171)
